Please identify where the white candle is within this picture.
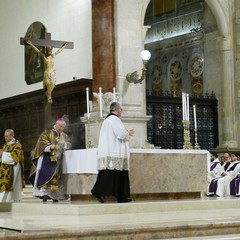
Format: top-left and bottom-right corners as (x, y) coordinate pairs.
(86, 88), (90, 119)
(99, 87), (102, 118)
(113, 88), (116, 102)
(182, 92), (186, 120)
(193, 105), (197, 128)
(186, 93), (189, 121)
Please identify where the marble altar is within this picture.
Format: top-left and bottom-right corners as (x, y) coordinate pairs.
(63, 148), (210, 200)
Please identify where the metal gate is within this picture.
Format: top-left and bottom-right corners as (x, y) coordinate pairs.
(146, 91), (218, 150)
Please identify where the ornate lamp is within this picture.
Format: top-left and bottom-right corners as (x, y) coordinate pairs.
(126, 50), (151, 84)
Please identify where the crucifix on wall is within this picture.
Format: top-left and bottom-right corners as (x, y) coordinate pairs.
(20, 32), (74, 104)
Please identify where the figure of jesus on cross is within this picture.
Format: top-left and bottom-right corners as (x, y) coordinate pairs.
(26, 40), (67, 104)
(21, 32), (73, 104)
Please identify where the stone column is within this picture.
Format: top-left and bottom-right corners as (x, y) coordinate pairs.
(219, 36), (237, 147)
(82, 0), (116, 149)
(82, 0), (152, 148)
(91, 0), (115, 93)
(114, 0), (152, 148)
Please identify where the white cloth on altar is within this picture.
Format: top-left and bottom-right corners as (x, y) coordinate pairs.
(62, 149), (98, 174)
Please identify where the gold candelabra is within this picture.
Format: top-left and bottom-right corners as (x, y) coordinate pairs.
(194, 128), (200, 149)
(182, 120), (193, 149)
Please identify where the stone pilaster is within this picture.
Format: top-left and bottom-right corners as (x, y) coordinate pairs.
(219, 36), (237, 148)
(84, 0), (152, 148)
(113, 0), (152, 147)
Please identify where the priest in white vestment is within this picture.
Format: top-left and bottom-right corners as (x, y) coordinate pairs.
(208, 152), (232, 196)
(0, 129), (24, 202)
(91, 102), (134, 203)
(207, 152), (222, 195)
(215, 154), (240, 197)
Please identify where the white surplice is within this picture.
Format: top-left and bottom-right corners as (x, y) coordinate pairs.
(97, 114), (129, 171)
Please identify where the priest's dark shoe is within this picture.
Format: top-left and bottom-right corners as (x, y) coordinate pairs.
(207, 194), (215, 197)
(91, 191), (104, 203)
(42, 195), (49, 202)
(94, 195), (104, 203)
(117, 198), (132, 203)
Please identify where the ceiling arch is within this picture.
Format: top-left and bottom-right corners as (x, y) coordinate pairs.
(205, 0), (229, 37)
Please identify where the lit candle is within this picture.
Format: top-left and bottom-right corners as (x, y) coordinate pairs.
(86, 88), (90, 119)
(193, 105), (197, 128)
(113, 88), (116, 102)
(99, 87), (102, 118)
(186, 93), (189, 121)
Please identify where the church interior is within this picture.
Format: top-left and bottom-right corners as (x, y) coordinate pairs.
(1, 0), (240, 239)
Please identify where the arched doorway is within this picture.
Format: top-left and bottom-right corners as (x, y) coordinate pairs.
(143, 0), (221, 149)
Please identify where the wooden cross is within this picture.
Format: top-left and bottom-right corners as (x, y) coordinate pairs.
(20, 32), (74, 49)
(20, 32), (74, 127)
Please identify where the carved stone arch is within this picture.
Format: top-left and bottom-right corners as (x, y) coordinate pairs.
(205, 0), (229, 37)
(141, 0), (152, 41)
(141, 0), (151, 25)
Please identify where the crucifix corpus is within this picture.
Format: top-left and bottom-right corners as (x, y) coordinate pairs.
(20, 33), (74, 104)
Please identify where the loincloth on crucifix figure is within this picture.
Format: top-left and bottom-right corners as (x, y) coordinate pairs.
(27, 40), (68, 104)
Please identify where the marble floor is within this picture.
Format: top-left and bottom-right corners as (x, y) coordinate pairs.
(1, 186), (240, 239)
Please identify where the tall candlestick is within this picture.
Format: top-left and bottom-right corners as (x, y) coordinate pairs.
(86, 88), (90, 119)
(99, 87), (102, 118)
(113, 88), (116, 102)
(193, 105), (197, 128)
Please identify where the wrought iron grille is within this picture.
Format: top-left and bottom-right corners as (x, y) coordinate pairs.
(146, 91), (219, 150)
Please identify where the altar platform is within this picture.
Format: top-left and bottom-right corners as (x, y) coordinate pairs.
(63, 148), (210, 200)
(1, 186), (240, 240)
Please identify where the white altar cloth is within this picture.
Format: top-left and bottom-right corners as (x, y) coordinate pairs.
(62, 148), (98, 174)
(63, 148), (210, 174)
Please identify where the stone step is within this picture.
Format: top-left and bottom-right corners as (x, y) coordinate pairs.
(2, 188), (240, 239)
(1, 198), (240, 239)
(10, 197), (240, 216)
(165, 234), (240, 240)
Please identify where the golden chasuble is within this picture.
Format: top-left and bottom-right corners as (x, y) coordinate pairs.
(0, 140), (24, 192)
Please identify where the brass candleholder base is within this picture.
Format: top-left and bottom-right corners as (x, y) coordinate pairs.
(182, 120), (193, 149)
(194, 128), (200, 149)
(86, 119), (94, 148)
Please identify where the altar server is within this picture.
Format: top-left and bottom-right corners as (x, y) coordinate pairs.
(91, 102), (134, 203)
